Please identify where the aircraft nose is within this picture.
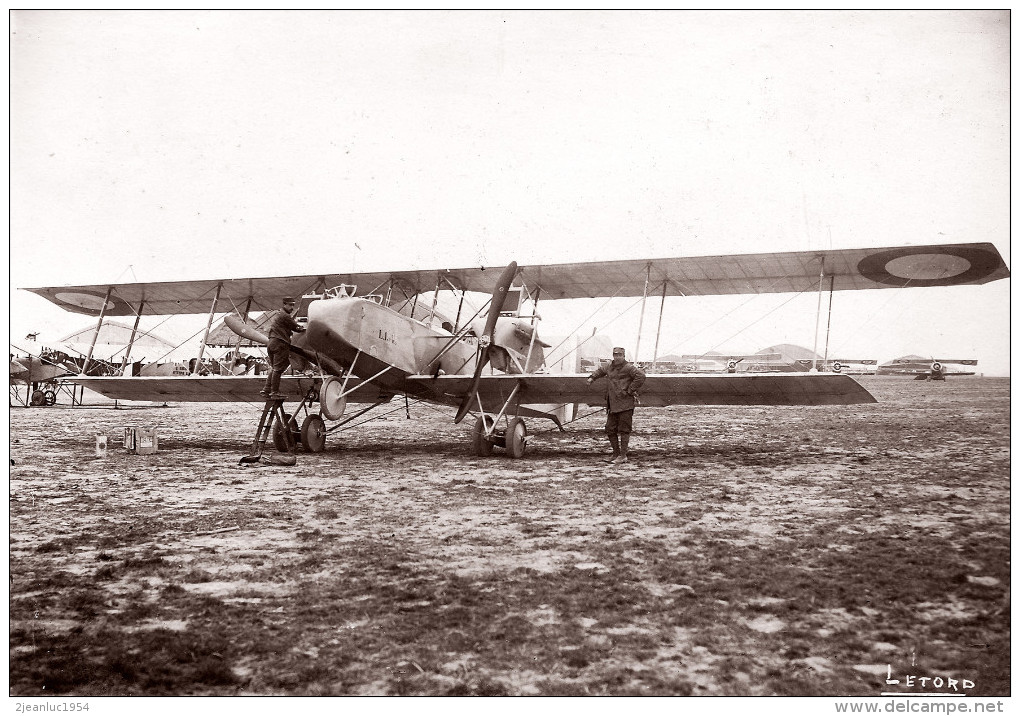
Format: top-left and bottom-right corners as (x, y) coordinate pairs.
(304, 297), (358, 354)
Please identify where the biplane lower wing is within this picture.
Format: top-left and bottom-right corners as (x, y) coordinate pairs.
(412, 372), (877, 408)
(66, 375), (390, 404)
(68, 371), (876, 408)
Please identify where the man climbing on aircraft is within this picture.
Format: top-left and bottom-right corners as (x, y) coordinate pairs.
(260, 297), (306, 400)
(587, 346), (646, 464)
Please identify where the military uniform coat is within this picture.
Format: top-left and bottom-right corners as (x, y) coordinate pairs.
(589, 360), (647, 413)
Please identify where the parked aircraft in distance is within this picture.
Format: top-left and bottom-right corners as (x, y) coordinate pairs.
(9, 350), (71, 406)
(876, 356), (978, 381)
(677, 345), (875, 374)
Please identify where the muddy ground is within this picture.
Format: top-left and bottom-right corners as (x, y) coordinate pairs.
(8, 377), (1010, 696)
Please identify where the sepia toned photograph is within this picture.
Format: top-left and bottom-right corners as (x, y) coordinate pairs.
(9, 10), (1009, 710)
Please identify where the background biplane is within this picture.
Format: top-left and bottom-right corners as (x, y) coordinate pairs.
(677, 348), (876, 375)
(876, 356), (979, 381)
(10, 320), (178, 406)
(23, 242), (1009, 456)
(9, 349), (72, 406)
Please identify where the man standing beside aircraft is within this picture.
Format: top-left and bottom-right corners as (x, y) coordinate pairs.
(587, 346), (646, 464)
(260, 297), (306, 400)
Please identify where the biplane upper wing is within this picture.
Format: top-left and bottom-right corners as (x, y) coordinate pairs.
(412, 372), (878, 407)
(23, 242), (1009, 316)
(66, 375), (390, 404)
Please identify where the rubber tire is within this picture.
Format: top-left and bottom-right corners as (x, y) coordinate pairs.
(301, 414), (327, 453)
(273, 412), (299, 453)
(506, 417), (527, 459)
(319, 375), (348, 421)
(471, 415), (494, 457)
(43, 390), (56, 406)
(30, 390), (45, 406)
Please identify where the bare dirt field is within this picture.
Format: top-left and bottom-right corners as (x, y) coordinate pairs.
(8, 377), (1010, 696)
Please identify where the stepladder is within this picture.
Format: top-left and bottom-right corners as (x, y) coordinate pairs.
(240, 398), (294, 464)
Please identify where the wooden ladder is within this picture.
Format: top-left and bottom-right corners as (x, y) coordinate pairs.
(240, 398), (293, 464)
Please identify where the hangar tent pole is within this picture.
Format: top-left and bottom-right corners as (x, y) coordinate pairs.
(811, 258), (825, 372)
(81, 287), (113, 376)
(192, 284), (222, 375)
(633, 264), (651, 362)
(651, 281), (668, 370)
(120, 299), (145, 376)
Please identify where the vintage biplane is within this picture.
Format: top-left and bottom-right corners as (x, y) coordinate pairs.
(9, 349), (74, 406)
(10, 320), (180, 406)
(794, 359), (877, 374)
(23, 242), (1008, 456)
(876, 356), (979, 381)
(678, 352), (785, 374)
(678, 352), (876, 375)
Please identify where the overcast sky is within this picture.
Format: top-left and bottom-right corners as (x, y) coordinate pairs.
(9, 10), (1011, 374)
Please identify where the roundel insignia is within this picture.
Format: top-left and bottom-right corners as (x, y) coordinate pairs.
(857, 246), (1002, 287)
(49, 290), (132, 316)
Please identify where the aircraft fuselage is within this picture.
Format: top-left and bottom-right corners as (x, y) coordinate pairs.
(302, 295), (479, 392)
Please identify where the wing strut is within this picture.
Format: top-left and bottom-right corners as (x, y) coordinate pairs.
(81, 286), (113, 376)
(428, 275), (442, 324)
(120, 298), (145, 376)
(225, 295), (253, 375)
(634, 264), (651, 361)
(192, 283), (222, 375)
(651, 281), (668, 370)
(822, 274), (835, 368)
(811, 258), (825, 372)
(522, 287), (542, 371)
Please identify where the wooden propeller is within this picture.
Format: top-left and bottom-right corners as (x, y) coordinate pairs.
(453, 261), (518, 424)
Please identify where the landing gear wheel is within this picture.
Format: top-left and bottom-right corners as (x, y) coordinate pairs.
(30, 390), (45, 406)
(506, 417), (527, 459)
(43, 390), (56, 406)
(471, 415), (495, 457)
(319, 376), (348, 420)
(273, 412), (299, 453)
(301, 414), (327, 453)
